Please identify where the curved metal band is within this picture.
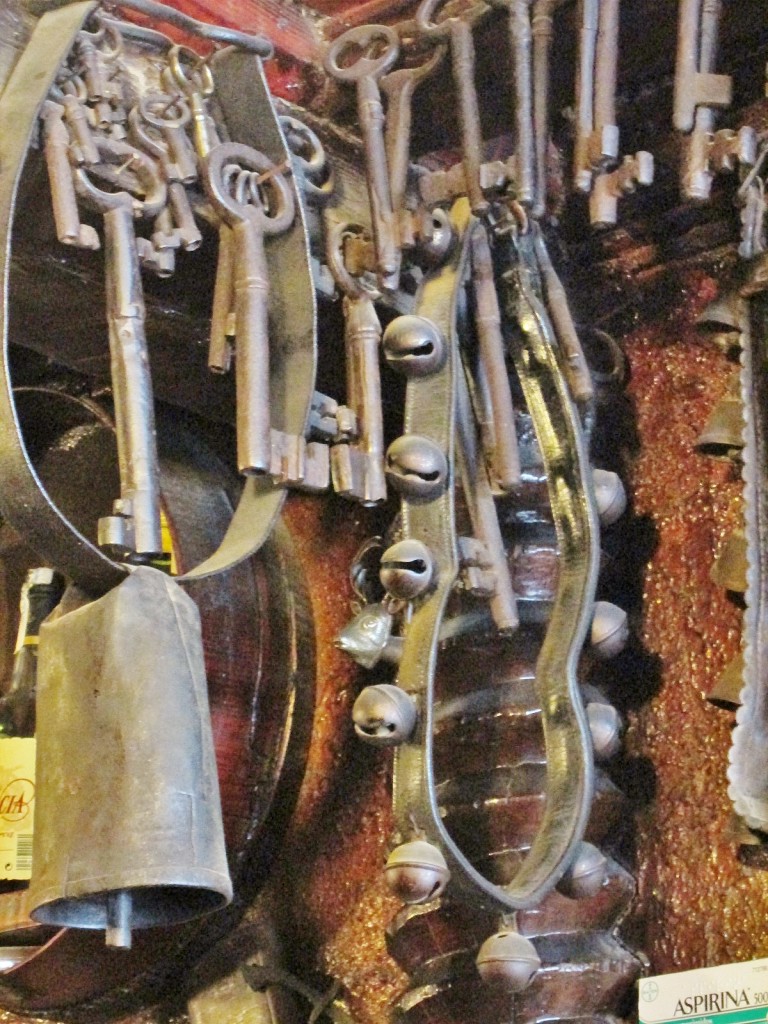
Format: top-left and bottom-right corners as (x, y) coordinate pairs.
(392, 202), (598, 912)
(0, 2), (126, 595)
(0, 30), (316, 592)
(24, 0), (274, 57)
(496, 226), (598, 904)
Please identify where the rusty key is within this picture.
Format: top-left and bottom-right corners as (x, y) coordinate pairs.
(73, 137), (167, 558)
(204, 143), (295, 476)
(325, 25), (401, 292)
(380, 37), (446, 234)
(163, 45), (220, 160)
(130, 92), (198, 185)
(470, 223), (521, 490)
(327, 221), (387, 506)
(488, 0), (535, 208)
(416, 0), (490, 215)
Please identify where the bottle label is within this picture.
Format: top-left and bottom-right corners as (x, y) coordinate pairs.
(0, 738), (35, 880)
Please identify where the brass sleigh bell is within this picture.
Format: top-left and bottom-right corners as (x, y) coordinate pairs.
(28, 567), (232, 948)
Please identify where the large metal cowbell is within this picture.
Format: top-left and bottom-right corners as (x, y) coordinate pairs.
(28, 567), (232, 948)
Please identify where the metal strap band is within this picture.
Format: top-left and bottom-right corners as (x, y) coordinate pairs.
(392, 205), (598, 912)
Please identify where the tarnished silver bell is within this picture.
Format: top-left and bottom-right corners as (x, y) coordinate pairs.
(556, 842), (608, 900)
(352, 684), (416, 746)
(475, 929), (540, 991)
(384, 839), (449, 903)
(587, 701), (623, 761)
(382, 315), (447, 377)
(380, 539), (435, 600)
(593, 468), (627, 527)
(590, 601), (629, 659)
(385, 435), (448, 500)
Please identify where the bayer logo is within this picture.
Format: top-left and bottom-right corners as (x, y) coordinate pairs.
(642, 981), (660, 1003)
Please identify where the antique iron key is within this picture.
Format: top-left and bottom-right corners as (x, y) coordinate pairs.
(380, 38), (446, 237)
(204, 142), (295, 476)
(326, 222), (387, 506)
(416, 0), (490, 215)
(325, 25), (401, 292)
(73, 137), (167, 558)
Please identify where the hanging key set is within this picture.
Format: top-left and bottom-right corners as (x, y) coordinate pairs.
(1, 0), (766, 1018)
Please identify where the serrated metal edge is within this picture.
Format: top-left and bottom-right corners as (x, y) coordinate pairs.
(726, 289), (768, 830)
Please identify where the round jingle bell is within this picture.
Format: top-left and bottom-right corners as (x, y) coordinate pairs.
(592, 468), (627, 527)
(352, 684), (416, 746)
(586, 701), (623, 761)
(384, 839), (449, 904)
(382, 315), (447, 377)
(476, 929), (540, 991)
(590, 601), (629, 659)
(556, 842), (608, 900)
(379, 539), (435, 600)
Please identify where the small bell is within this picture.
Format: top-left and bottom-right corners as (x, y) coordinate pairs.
(556, 842), (607, 899)
(707, 652), (744, 710)
(696, 291), (743, 333)
(710, 530), (747, 593)
(379, 539), (435, 600)
(590, 601), (629, 659)
(475, 929), (540, 991)
(695, 374), (744, 460)
(384, 839), (449, 904)
(382, 315), (447, 377)
(592, 469), (627, 527)
(352, 684), (416, 746)
(587, 701), (623, 761)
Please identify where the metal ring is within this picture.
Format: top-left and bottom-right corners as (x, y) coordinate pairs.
(167, 44), (215, 98)
(139, 92), (191, 131)
(326, 220), (381, 300)
(204, 142), (295, 234)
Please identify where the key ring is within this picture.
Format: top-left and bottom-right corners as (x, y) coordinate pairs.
(205, 142), (295, 235)
(166, 44), (215, 99)
(74, 136), (166, 217)
(139, 92), (191, 131)
(326, 221), (381, 301)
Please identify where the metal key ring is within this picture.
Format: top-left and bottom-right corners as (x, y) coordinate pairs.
(205, 142), (295, 235)
(79, 12), (124, 60)
(279, 115), (326, 180)
(166, 44), (215, 98)
(416, 0), (489, 36)
(74, 136), (166, 217)
(324, 24), (400, 82)
(139, 92), (192, 131)
(326, 220), (381, 301)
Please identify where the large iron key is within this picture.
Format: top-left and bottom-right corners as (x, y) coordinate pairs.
(326, 222), (387, 505)
(73, 137), (167, 558)
(164, 45), (220, 160)
(130, 92), (198, 185)
(380, 39), (446, 231)
(204, 143), (295, 476)
(456, 339), (519, 632)
(470, 223), (520, 490)
(488, 0), (535, 208)
(416, 0), (489, 215)
(325, 25), (401, 292)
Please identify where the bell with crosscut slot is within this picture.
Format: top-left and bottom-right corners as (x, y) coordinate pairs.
(27, 566), (232, 949)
